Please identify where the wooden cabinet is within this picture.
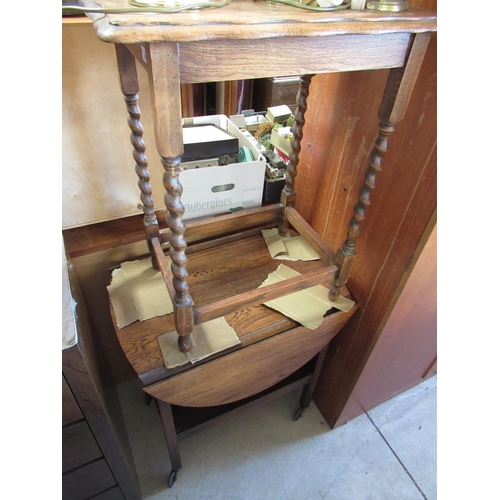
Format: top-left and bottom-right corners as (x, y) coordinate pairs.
(62, 253), (141, 500)
(252, 76), (300, 113)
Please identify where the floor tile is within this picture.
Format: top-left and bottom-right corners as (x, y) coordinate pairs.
(116, 377), (434, 499)
(367, 376), (437, 500)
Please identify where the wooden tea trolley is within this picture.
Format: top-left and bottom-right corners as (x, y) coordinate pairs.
(77, 0), (436, 487)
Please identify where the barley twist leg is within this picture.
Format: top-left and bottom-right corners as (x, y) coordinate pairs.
(124, 93), (161, 267)
(278, 74), (314, 236)
(161, 155), (194, 352)
(329, 121), (395, 301)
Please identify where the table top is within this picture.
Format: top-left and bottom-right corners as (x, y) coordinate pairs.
(82, 0), (436, 44)
(112, 228), (352, 386)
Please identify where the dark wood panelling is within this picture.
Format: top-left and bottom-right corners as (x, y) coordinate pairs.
(91, 487), (126, 500)
(62, 422), (102, 473)
(63, 260), (141, 499)
(62, 459), (116, 500)
(65, 240), (150, 384)
(63, 211), (155, 259)
(62, 376), (83, 426)
(294, 11), (436, 427)
(253, 76), (300, 112)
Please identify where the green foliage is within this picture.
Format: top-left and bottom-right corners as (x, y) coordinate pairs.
(260, 132), (273, 151)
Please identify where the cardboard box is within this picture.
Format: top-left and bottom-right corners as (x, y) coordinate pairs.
(182, 124), (239, 161)
(229, 113), (268, 133)
(244, 114), (268, 133)
(180, 115), (266, 221)
(265, 104), (292, 124)
(270, 128), (293, 157)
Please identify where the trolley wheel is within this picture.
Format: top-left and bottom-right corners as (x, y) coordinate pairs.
(293, 407), (304, 421)
(168, 469), (178, 488)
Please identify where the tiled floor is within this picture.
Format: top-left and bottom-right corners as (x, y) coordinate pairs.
(116, 375), (437, 499)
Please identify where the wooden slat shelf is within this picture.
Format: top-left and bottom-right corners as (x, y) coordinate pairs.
(171, 364), (313, 440)
(113, 220), (355, 389)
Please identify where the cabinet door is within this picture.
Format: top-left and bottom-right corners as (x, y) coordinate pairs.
(62, 422), (102, 473)
(62, 459), (117, 500)
(62, 376), (82, 426)
(335, 220), (437, 425)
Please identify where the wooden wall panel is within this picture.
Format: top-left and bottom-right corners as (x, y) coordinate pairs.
(63, 259), (142, 499)
(337, 219), (437, 425)
(66, 238), (151, 384)
(62, 22), (199, 229)
(295, 23), (437, 426)
(62, 22), (160, 229)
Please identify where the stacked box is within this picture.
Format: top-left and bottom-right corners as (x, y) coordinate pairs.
(179, 115), (266, 221)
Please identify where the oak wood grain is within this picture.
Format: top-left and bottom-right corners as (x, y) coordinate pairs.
(178, 34), (410, 84)
(285, 207), (336, 265)
(82, 0), (436, 44)
(337, 215), (436, 425)
(379, 32), (432, 123)
(63, 206), (281, 260)
(66, 0), (436, 426)
(115, 44), (139, 94)
(175, 204), (282, 243)
(173, 371), (311, 441)
(279, 75), (312, 235)
(151, 236), (176, 301)
(160, 154), (195, 351)
(146, 42), (183, 158)
(157, 401), (183, 471)
(145, 307), (357, 406)
(193, 265), (337, 325)
(328, 31), (431, 301)
(110, 230), (345, 384)
(147, 202), (339, 340)
(115, 44), (162, 267)
(294, 29), (437, 427)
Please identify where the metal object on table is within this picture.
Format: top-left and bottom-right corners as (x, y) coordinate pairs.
(366, 0), (408, 11)
(264, 0), (351, 11)
(62, 0), (228, 15)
